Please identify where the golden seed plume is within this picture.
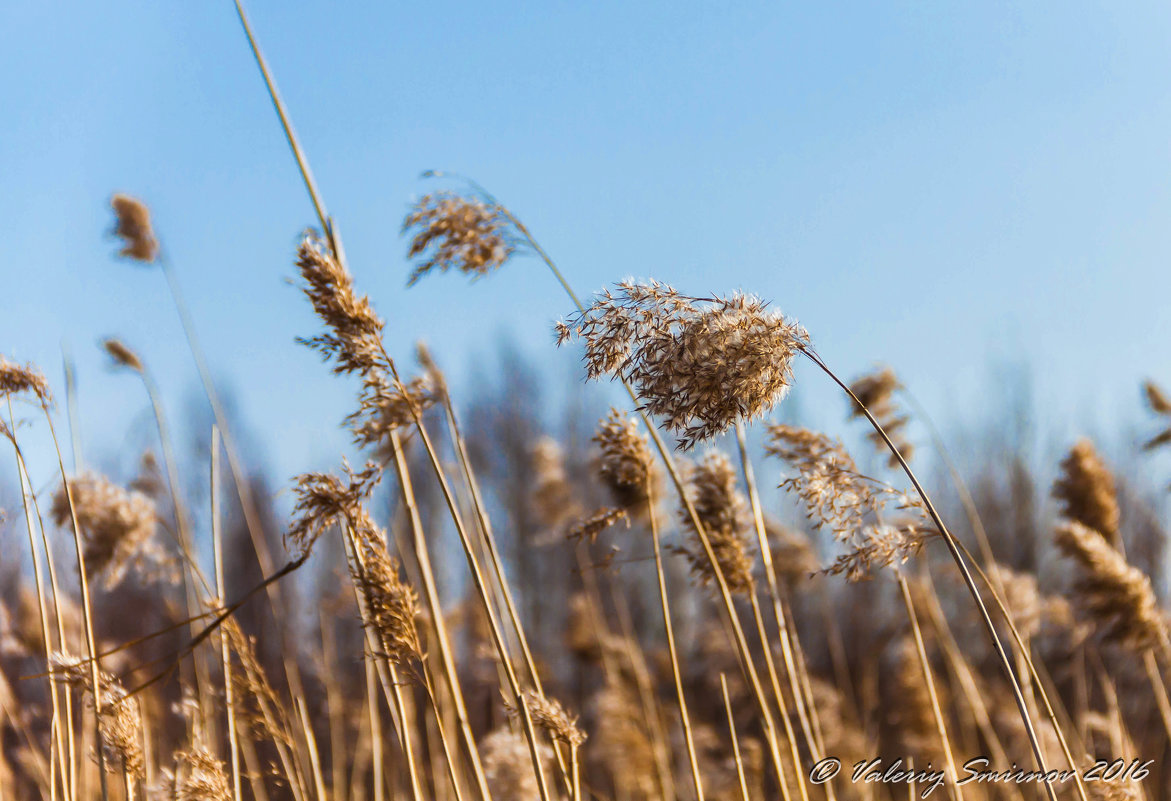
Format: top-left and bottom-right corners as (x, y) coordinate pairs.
(1052, 438), (1121, 548)
(349, 507), (422, 668)
(509, 690), (587, 747)
(567, 506), (629, 544)
(593, 408), (659, 513)
(110, 193), (158, 262)
(766, 424), (934, 580)
(50, 473), (159, 590)
(848, 366), (913, 466)
(287, 462), (382, 560)
(52, 654), (144, 779)
(481, 725), (552, 801)
(100, 338), (144, 372)
(171, 744), (231, 801)
(558, 280), (810, 449)
(1143, 379), (1171, 451)
(678, 452), (755, 595)
(1055, 520), (1167, 653)
(0, 356), (52, 406)
(403, 192), (516, 285)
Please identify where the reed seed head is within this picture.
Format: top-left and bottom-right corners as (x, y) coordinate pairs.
(350, 508), (422, 667)
(52, 654), (145, 780)
(1053, 438), (1121, 548)
(848, 366), (913, 467)
(100, 338), (144, 372)
(481, 726), (551, 801)
(171, 745), (231, 801)
(0, 356), (52, 406)
(593, 408), (658, 511)
(51, 473), (158, 589)
(1143, 380), (1171, 451)
(296, 233), (385, 376)
(403, 192), (516, 286)
(679, 451), (755, 595)
(510, 690), (587, 747)
(558, 280), (810, 449)
(766, 424), (933, 580)
(110, 193), (158, 262)
(1055, 520), (1167, 652)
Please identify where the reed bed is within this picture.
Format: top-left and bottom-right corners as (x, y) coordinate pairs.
(3, 6), (1171, 801)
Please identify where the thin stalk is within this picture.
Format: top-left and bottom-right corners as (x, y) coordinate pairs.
(647, 486), (706, 801)
(800, 348), (1059, 801)
(41, 404), (109, 801)
(212, 429), (242, 801)
(896, 574), (962, 800)
(387, 430), (492, 799)
(721, 674), (752, 801)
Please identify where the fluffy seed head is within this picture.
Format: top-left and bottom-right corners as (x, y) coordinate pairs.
(0, 357), (52, 406)
(101, 338), (143, 372)
(403, 192), (516, 285)
(1143, 380), (1171, 452)
(110, 194), (158, 262)
(679, 452), (755, 595)
(51, 473), (158, 589)
(1052, 439), (1121, 548)
(848, 366), (913, 467)
(171, 745), (230, 801)
(350, 508), (422, 667)
(296, 233), (385, 376)
(766, 424), (933, 580)
(593, 408), (658, 511)
(481, 726), (552, 801)
(559, 281), (810, 449)
(510, 690), (587, 747)
(52, 654), (144, 779)
(1055, 520), (1167, 652)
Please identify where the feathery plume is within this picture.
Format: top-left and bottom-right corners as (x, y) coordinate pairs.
(403, 192), (516, 285)
(170, 744), (231, 801)
(509, 690), (587, 747)
(287, 462), (382, 560)
(567, 506), (628, 544)
(1055, 520), (1167, 652)
(593, 408), (659, 512)
(558, 280), (809, 449)
(766, 424), (934, 580)
(349, 507), (422, 667)
(110, 193), (158, 262)
(481, 726), (552, 801)
(0, 356), (52, 406)
(1053, 438), (1121, 548)
(52, 654), (144, 779)
(848, 366), (913, 467)
(678, 452), (755, 595)
(1143, 380), (1171, 452)
(100, 338), (144, 372)
(50, 473), (158, 589)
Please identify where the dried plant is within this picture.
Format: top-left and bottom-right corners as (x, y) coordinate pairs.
(0, 356), (52, 406)
(50, 473), (159, 589)
(481, 726), (552, 801)
(677, 452), (755, 595)
(848, 366), (913, 467)
(169, 744), (231, 801)
(509, 690), (587, 747)
(403, 192), (517, 285)
(1053, 438), (1121, 548)
(593, 408), (659, 514)
(110, 193), (159, 262)
(567, 506), (628, 544)
(1142, 380), (1171, 452)
(52, 653), (144, 780)
(287, 462), (381, 559)
(100, 338), (144, 372)
(349, 507), (422, 668)
(557, 280), (810, 449)
(766, 425), (933, 580)
(1055, 520), (1167, 653)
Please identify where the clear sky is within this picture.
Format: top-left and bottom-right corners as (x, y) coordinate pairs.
(5, 1), (1171, 486)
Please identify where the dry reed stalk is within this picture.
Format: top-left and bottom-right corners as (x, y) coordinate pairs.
(6, 404), (71, 800)
(1054, 439), (1122, 550)
(735, 424), (829, 801)
(720, 674), (752, 801)
(422, 346), (576, 794)
(642, 460), (706, 801)
(897, 386), (1090, 801)
(896, 577), (963, 800)
(209, 429), (242, 801)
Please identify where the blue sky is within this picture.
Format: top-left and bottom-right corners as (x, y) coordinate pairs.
(4, 1), (1171, 487)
